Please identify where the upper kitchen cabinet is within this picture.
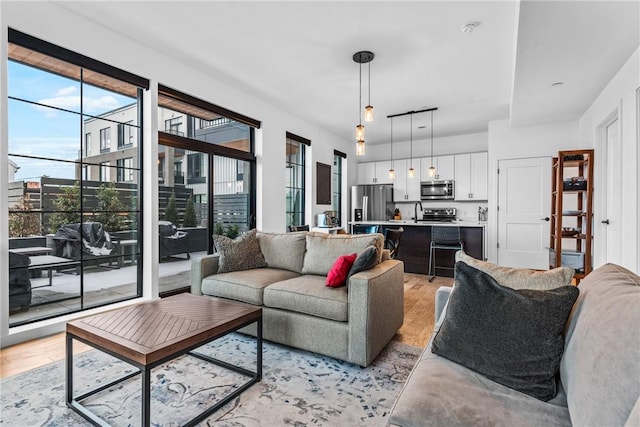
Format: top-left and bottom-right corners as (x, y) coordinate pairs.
(356, 161), (393, 184)
(393, 159), (421, 202)
(454, 152), (488, 201)
(420, 155), (455, 181)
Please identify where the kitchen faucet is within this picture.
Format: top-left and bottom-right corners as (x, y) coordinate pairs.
(414, 201), (423, 223)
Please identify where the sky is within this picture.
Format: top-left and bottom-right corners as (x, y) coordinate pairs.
(7, 60), (134, 181)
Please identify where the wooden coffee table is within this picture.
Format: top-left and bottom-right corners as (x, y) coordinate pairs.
(66, 293), (262, 426)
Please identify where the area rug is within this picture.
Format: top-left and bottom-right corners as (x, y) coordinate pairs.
(0, 333), (422, 426)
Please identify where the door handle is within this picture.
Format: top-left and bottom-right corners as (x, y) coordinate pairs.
(541, 217), (550, 221)
(601, 219), (610, 225)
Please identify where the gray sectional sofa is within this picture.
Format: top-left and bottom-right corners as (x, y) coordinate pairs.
(191, 231), (405, 367)
(388, 261), (640, 427)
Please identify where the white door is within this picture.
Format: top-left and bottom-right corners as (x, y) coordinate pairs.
(604, 119), (622, 263)
(498, 157), (551, 269)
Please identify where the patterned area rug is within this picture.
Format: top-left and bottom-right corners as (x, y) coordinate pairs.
(0, 333), (422, 426)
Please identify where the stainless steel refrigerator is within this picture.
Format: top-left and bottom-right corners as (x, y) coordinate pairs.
(351, 184), (394, 222)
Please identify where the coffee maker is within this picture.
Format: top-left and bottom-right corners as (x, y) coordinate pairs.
(316, 210), (338, 227)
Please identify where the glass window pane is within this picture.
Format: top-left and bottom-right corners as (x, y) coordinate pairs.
(158, 106), (251, 152)
(8, 98), (81, 163)
(8, 38), (144, 327)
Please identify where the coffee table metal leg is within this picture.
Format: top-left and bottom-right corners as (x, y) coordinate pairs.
(257, 318), (263, 379)
(66, 334), (73, 405)
(142, 366), (151, 426)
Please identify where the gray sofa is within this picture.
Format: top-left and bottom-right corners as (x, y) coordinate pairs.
(388, 262), (640, 427)
(191, 231), (405, 367)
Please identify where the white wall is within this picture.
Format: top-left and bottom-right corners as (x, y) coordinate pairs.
(0, 2), (353, 345)
(578, 47), (639, 273)
(487, 119), (580, 263)
(354, 132), (488, 163)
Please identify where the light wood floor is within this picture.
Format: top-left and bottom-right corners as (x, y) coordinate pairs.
(0, 273), (452, 379)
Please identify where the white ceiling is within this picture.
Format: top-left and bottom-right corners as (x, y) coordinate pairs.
(59, 1), (639, 146)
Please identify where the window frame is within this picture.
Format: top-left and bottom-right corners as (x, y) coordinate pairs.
(286, 132), (310, 228)
(7, 28), (148, 327)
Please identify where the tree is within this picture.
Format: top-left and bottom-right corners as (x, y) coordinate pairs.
(8, 193), (41, 237)
(183, 196), (197, 227)
(94, 182), (126, 231)
(163, 191), (178, 225)
(48, 182), (81, 233)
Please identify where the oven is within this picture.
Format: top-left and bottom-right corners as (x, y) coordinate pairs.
(420, 180), (454, 200)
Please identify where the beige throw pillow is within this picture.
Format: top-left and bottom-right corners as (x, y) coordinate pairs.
(257, 231), (307, 273)
(213, 229), (267, 273)
(455, 250), (574, 290)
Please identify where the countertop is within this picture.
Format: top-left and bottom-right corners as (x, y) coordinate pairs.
(349, 220), (487, 227)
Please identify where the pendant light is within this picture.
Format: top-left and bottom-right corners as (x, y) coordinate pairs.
(408, 114), (415, 178)
(364, 62), (374, 122)
(353, 51), (374, 155)
(428, 109), (437, 177)
(388, 117), (395, 179)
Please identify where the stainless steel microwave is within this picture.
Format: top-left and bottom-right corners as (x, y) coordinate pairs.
(420, 180), (455, 200)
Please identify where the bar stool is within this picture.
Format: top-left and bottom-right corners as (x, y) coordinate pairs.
(352, 224), (380, 234)
(428, 226), (464, 282)
(384, 227), (404, 259)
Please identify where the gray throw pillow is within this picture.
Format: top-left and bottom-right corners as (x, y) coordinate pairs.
(432, 261), (579, 401)
(347, 245), (378, 282)
(212, 229), (267, 273)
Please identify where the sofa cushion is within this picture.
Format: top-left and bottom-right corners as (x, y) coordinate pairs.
(388, 345), (572, 427)
(213, 229), (267, 273)
(432, 262), (579, 401)
(326, 253), (357, 288)
(560, 263), (640, 427)
(263, 275), (349, 322)
(201, 267), (299, 305)
(257, 231), (307, 273)
(301, 232), (383, 276)
(456, 250), (574, 290)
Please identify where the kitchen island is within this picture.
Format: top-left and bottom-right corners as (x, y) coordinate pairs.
(350, 220), (486, 276)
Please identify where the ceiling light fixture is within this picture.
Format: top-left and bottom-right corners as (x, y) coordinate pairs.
(365, 61), (374, 122)
(461, 21), (480, 33)
(388, 117), (395, 179)
(353, 51), (374, 155)
(428, 109), (437, 177)
(387, 107), (438, 178)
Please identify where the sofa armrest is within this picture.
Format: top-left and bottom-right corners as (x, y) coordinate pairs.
(435, 286), (453, 326)
(190, 254), (220, 295)
(348, 259), (404, 367)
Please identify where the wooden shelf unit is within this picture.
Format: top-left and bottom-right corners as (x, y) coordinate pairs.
(550, 149), (594, 283)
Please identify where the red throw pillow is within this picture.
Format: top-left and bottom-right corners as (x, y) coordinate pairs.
(326, 253), (358, 288)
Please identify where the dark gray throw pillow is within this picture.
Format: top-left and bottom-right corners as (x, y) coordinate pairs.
(212, 229), (267, 273)
(431, 261), (579, 401)
(347, 245), (378, 282)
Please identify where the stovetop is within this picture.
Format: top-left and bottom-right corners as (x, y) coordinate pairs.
(422, 207), (457, 222)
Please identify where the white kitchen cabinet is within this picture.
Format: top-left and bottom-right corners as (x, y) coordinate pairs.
(356, 161), (393, 184)
(454, 152), (488, 200)
(393, 159), (421, 202)
(421, 155), (455, 181)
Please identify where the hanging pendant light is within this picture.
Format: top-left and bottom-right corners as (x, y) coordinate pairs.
(353, 51), (374, 155)
(428, 109), (437, 177)
(408, 114), (415, 178)
(364, 62), (374, 122)
(388, 117), (395, 179)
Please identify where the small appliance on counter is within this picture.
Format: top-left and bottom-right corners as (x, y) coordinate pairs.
(316, 210), (338, 227)
(421, 208), (457, 222)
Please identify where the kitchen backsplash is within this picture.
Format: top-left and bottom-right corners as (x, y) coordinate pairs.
(395, 201), (489, 222)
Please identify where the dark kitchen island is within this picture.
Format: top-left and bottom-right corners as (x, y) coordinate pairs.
(350, 221), (485, 276)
